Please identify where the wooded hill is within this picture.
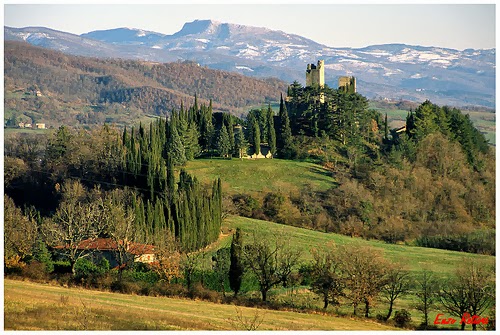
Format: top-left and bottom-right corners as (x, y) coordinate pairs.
(4, 41), (287, 127)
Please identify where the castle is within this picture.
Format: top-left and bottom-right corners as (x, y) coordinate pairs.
(305, 60), (356, 102)
(305, 60), (325, 88)
(338, 76), (357, 93)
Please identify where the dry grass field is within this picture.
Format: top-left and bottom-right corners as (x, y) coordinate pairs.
(4, 279), (397, 330)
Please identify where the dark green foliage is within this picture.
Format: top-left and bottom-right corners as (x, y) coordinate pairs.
(229, 228), (244, 297)
(415, 230), (495, 255)
(166, 120), (187, 166)
(216, 125), (231, 158)
(277, 94), (294, 159)
(32, 239), (54, 274)
(212, 247), (231, 296)
(252, 120), (261, 155)
(267, 104), (277, 156)
(73, 258), (109, 282)
(233, 126), (248, 158)
(404, 100), (489, 170)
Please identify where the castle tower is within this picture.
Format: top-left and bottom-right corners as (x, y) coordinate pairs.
(305, 60), (325, 102)
(338, 76), (356, 93)
(305, 60), (325, 88)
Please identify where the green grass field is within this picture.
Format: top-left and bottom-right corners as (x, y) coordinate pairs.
(4, 279), (396, 330)
(220, 216), (494, 278)
(185, 158), (335, 195)
(210, 216), (494, 328)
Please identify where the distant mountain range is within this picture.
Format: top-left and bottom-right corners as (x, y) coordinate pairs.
(5, 20), (496, 107)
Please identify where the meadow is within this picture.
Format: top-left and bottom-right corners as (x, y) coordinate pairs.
(185, 158), (335, 195)
(4, 279), (396, 330)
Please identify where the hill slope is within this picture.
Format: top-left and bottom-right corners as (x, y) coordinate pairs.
(4, 41), (287, 127)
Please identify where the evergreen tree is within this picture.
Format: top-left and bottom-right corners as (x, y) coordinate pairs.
(267, 104), (277, 157)
(384, 113), (389, 141)
(252, 120), (261, 155)
(229, 227), (244, 296)
(233, 126), (248, 159)
(166, 120), (186, 166)
(217, 125), (231, 158)
(277, 94), (293, 159)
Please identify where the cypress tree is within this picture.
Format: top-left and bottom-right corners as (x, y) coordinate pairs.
(252, 120), (261, 155)
(229, 228), (244, 297)
(167, 120), (187, 166)
(267, 104), (276, 157)
(278, 94), (293, 159)
(384, 113), (389, 141)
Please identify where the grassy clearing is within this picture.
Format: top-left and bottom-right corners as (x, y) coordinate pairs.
(185, 158), (334, 195)
(222, 216), (494, 278)
(4, 279), (396, 330)
(216, 216), (494, 328)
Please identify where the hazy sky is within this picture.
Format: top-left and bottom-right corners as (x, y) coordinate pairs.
(4, 4), (496, 50)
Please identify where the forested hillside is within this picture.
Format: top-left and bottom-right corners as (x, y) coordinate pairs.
(4, 41), (287, 127)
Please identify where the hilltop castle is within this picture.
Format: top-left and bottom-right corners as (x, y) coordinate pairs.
(305, 60), (325, 88)
(305, 60), (357, 102)
(338, 76), (357, 93)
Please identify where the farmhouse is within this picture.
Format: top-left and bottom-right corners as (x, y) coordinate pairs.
(56, 238), (155, 268)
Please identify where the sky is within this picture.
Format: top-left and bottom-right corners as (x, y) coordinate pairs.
(3, 3), (496, 50)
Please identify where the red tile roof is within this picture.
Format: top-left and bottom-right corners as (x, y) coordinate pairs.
(57, 238), (155, 255)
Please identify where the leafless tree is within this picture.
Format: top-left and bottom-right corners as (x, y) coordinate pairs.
(243, 231), (301, 302)
(42, 180), (107, 271)
(339, 244), (389, 317)
(414, 270), (437, 328)
(4, 195), (38, 261)
(310, 244), (345, 309)
(381, 265), (411, 320)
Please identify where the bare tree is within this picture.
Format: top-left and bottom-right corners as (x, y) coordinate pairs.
(381, 265), (411, 320)
(42, 180), (107, 272)
(243, 231), (301, 302)
(150, 230), (183, 282)
(339, 245), (389, 317)
(310, 244), (345, 309)
(4, 195), (38, 261)
(102, 189), (136, 279)
(414, 270), (437, 328)
(439, 260), (495, 331)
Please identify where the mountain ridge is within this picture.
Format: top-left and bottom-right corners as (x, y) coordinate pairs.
(4, 20), (496, 108)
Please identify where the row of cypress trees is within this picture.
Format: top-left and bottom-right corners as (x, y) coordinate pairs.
(119, 101), (222, 252)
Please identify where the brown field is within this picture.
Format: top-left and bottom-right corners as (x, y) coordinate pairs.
(4, 279), (397, 330)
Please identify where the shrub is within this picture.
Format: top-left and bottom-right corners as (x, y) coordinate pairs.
(232, 194), (260, 217)
(394, 309), (412, 328)
(73, 257), (109, 285)
(32, 239), (54, 273)
(53, 260), (72, 274)
(21, 261), (48, 281)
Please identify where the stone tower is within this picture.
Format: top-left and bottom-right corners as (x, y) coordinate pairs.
(306, 60), (325, 102)
(305, 60), (325, 88)
(338, 76), (356, 93)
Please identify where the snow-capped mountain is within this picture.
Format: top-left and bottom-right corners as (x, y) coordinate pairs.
(5, 20), (495, 107)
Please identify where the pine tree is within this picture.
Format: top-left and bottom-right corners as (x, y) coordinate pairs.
(217, 125), (231, 158)
(233, 126), (248, 159)
(229, 227), (244, 296)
